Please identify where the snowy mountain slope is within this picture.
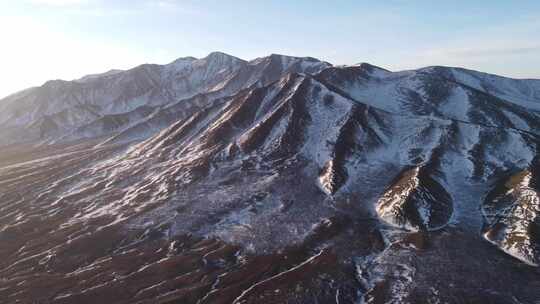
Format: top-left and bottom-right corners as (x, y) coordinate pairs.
(317, 65), (540, 136)
(1, 55), (540, 303)
(0, 52), (330, 146)
(449, 67), (540, 110)
(2, 53), (539, 149)
(483, 163), (540, 266)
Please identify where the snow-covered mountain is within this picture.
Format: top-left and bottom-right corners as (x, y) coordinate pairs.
(0, 52), (330, 145)
(1, 53), (540, 303)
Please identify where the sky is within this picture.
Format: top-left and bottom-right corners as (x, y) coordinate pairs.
(0, 0), (539, 98)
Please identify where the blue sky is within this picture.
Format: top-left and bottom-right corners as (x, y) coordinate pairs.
(1, 0), (539, 98)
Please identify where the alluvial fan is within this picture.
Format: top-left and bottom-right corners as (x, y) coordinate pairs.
(1, 53), (540, 303)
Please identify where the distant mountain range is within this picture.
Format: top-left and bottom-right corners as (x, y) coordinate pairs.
(0, 52), (330, 145)
(1, 52), (540, 303)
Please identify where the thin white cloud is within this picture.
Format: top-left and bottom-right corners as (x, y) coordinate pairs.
(28, 0), (90, 6)
(26, 0), (141, 17)
(447, 46), (540, 58)
(154, 0), (176, 8)
(372, 13), (540, 79)
(147, 0), (204, 16)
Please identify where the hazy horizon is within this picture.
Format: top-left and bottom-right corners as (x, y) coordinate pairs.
(1, 0), (539, 98)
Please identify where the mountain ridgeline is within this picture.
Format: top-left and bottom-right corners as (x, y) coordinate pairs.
(1, 53), (540, 303)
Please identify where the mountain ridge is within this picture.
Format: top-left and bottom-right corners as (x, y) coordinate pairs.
(1, 52), (540, 303)
(2, 52), (540, 149)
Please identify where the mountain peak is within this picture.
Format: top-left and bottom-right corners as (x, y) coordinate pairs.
(77, 69), (125, 83)
(349, 62), (391, 78)
(167, 56), (198, 71)
(169, 56), (197, 64)
(204, 51), (244, 62)
(355, 62), (389, 72)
